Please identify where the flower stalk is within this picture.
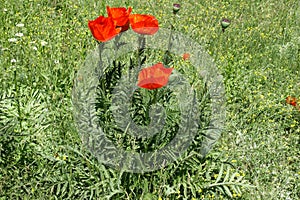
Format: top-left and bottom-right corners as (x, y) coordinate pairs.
(97, 42), (104, 71)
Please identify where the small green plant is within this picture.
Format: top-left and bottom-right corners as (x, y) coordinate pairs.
(204, 162), (255, 198)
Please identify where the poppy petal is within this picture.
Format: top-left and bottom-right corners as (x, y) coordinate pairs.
(137, 63), (173, 90)
(107, 6), (132, 32)
(129, 14), (159, 35)
(88, 16), (121, 42)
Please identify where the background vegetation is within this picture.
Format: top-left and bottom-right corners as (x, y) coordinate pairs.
(0, 0), (299, 199)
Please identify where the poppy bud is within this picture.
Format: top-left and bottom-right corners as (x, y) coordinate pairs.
(221, 18), (231, 32)
(173, 4), (180, 14)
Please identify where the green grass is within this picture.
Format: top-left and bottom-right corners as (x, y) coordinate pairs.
(0, 0), (299, 199)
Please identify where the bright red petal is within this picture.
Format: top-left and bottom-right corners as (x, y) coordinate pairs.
(88, 16), (121, 42)
(107, 6), (132, 32)
(129, 14), (159, 35)
(137, 63), (173, 90)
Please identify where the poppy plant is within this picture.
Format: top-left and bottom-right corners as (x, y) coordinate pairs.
(88, 16), (121, 42)
(129, 14), (159, 35)
(107, 6), (132, 32)
(137, 63), (173, 90)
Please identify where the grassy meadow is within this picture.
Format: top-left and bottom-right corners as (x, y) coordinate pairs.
(0, 0), (299, 199)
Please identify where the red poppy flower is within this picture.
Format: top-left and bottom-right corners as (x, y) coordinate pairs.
(286, 96), (297, 107)
(107, 6), (132, 32)
(88, 16), (121, 42)
(129, 14), (159, 35)
(137, 63), (173, 90)
(182, 53), (190, 60)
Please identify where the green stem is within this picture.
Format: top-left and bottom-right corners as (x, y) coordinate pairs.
(98, 42), (105, 69)
(163, 16), (176, 65)
(114, 33), (122, 53)
(152, 89), (158, 105)
(98, 42), (104, 69)
(145, 89), (158, 122)
(137, 35), (145, 69)
(98, 42), (105, 91)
